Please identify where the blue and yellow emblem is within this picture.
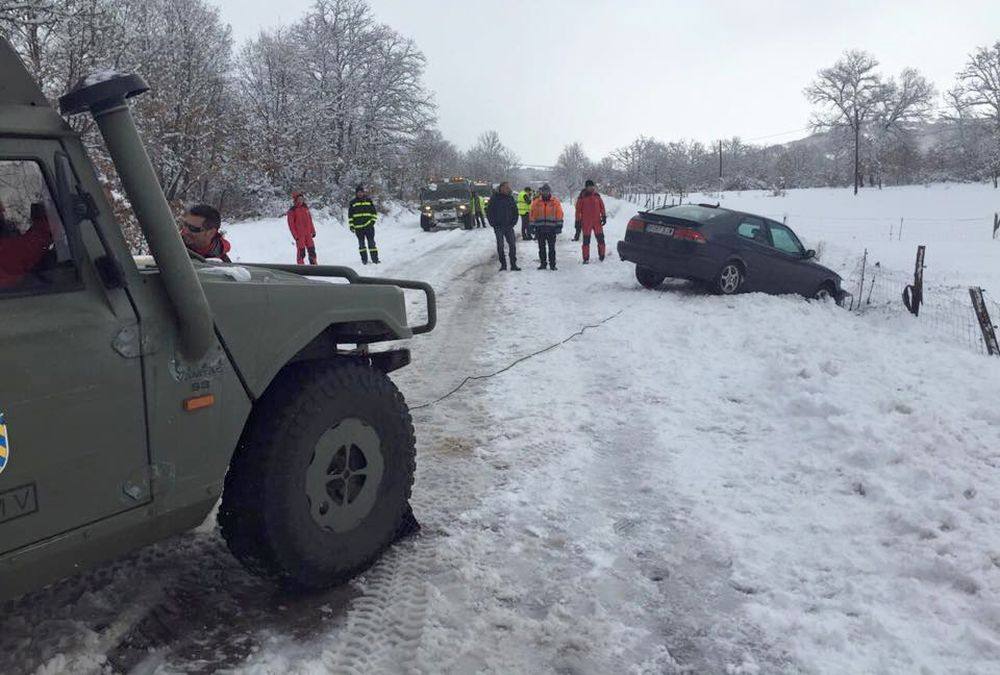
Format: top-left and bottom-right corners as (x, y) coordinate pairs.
(0, 412), (9, 475)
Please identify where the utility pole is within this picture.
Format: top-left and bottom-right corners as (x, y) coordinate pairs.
(718, 140), (723, 198)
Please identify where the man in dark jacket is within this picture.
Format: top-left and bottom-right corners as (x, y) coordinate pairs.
(348, 185), (379, 264)
(486, 181), (520, 271)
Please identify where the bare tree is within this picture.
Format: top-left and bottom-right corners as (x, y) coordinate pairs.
(805, 50), (883, 194)
(954, 41), (1000, 187)
(464, 130), (519, 183)
(867, 68), (935, 188)
(551, 142), (592, 198)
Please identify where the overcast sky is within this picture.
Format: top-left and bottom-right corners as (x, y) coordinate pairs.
(216, 0), (1000, 165)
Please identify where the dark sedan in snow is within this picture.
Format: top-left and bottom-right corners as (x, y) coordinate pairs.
(617, 203), (846, 303)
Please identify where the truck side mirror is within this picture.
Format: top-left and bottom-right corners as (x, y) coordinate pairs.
(803, 249), (816, 260)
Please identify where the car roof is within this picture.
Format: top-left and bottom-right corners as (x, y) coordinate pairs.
(650, 203), (785, 226)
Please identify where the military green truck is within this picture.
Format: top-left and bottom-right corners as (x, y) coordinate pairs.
(0, 40), (436, 603)
(418, 178), (491, 231)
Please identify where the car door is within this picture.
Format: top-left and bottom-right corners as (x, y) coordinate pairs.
(732, 216), (775, 292)
(0, 140), (149, 555)
(761, 220), (813, 294)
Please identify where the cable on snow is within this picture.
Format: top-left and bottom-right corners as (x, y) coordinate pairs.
(411, 309), (626, 410)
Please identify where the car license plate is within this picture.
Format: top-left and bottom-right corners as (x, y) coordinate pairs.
(646, 223), (674, 236)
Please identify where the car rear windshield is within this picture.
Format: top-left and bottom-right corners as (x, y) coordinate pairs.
(650, 204), (729, 224)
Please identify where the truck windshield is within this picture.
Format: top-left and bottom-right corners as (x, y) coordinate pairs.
(421, 184), (471, 201)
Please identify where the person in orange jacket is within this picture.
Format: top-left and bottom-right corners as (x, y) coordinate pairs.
(575, 179), (607, 263)
(529, 183), (564, 270)
(287, 191), (317, 265)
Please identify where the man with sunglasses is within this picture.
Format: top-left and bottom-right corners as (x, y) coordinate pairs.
(180, 204), (231, 262)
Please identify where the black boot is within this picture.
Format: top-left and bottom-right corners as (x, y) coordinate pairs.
(510, 261), (521, 271)
(499, 260), (507, 271)
(537, 262), (547, 270)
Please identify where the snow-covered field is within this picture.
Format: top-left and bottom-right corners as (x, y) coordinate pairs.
(3, 184), (1000, 674)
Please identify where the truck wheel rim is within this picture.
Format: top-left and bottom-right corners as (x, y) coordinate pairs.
(306, 418), (385, 533)
(720, 265), (741, 293)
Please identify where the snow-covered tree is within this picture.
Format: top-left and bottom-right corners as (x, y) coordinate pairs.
(953, 41), (1000, 187)
(551, 142), (593, 197)
(865, 68), (935, 188)
(464, 130), (519, 184)
(805, 50), (884, 195)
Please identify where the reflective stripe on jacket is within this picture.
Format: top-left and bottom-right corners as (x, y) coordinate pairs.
(348, 198), (378, 230)
(516, 191), (532, 216)
(529, 196), (564, 232)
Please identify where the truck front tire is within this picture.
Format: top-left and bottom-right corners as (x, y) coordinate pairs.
(219, 361), (416, 590)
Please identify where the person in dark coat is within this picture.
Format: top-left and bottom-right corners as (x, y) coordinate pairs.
(485, 181), (520, 271)
(348, 185), (379, 264)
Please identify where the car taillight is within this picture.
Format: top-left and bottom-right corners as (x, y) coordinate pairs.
(627, 217), (645, 232)
(674, 228), (706, 243)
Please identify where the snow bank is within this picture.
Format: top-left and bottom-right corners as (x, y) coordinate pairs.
(3, 186), (998, 674)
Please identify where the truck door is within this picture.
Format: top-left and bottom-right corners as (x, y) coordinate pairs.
(0, 141), (149, 555)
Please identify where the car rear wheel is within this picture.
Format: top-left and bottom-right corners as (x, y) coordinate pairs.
(635, 266), (666, 289)
(715, 262), (744, 295)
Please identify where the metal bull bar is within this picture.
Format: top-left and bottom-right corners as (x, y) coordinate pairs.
(250, 264), (437, 335)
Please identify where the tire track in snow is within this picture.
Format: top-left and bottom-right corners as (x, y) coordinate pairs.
(318, 540), (435, 674)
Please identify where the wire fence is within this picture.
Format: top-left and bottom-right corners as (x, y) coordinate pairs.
(843, 248), (998, 356)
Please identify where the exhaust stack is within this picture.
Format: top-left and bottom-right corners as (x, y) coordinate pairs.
(60, 72), (214, 361)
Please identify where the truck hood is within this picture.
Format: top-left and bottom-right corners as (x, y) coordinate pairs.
(194, 262), (410, 398)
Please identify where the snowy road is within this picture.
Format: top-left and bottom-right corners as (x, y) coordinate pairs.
(3, 191), (1000, 674)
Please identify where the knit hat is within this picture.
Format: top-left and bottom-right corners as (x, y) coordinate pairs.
(585, 179), (595, 188)
(539, 184), (552, 195)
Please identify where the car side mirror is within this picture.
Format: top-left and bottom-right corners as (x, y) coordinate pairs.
(803, 249), (816, 260)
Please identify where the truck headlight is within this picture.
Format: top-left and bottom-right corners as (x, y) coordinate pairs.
(458, 204), (467, 211)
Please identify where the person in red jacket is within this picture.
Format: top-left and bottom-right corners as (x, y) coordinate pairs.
(287, 191), (317, 265)
(0, 201), (53, 289)
(574, 179), (607, 263)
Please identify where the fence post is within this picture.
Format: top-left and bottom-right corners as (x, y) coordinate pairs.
(903, 245), (925, 316)
(852, 248), (868, 312)
(899, 217), (904, 241)
(969, 287), (999, 356)
(994, 212), (998, 239)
